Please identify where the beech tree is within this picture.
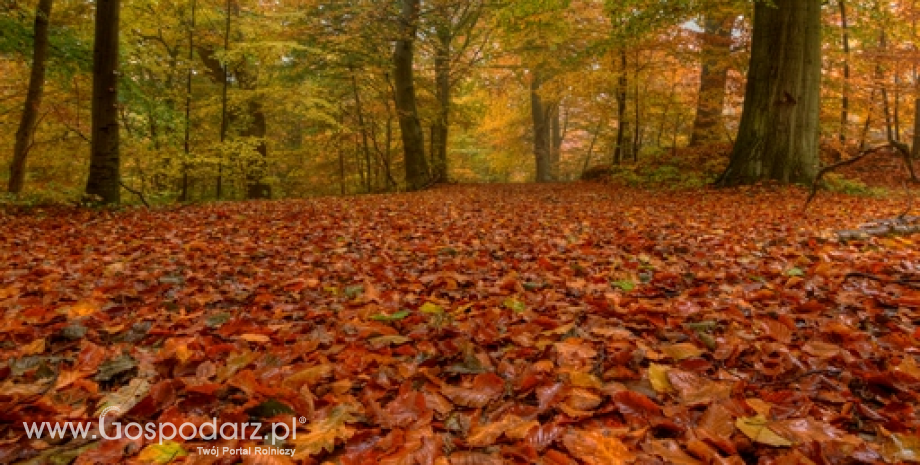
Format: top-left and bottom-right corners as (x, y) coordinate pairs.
(8, 0), (53, 194)
(717, 0), (821, 186)
(85, 0), (122, 204)
(394, 0), (429, 191)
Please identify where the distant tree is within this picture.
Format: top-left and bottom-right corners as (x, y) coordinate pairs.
(85, 0), (122, 204)
(9, 0), (53, 194)
(689, 7), (734, 146)
(717, 0), (821, 186)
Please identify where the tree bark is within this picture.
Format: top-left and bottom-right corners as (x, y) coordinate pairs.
(531, 71), (552, 182)
(394, 0), (429, 191)
(717, 0), (821, 186)
(613, 49), (630, 164)
(839, 0), (851, 142)
(690, 11), (733, 146)
(550, 103), (562, 178)
(431, 22), (451, 183)
(86, 0), (121, 204)
(9, 0), (53, 194)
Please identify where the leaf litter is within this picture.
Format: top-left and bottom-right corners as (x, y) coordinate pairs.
(1, 184), (919, 463)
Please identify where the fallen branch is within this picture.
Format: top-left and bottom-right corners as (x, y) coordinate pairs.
(806, 143), (893, 208)
(835, 215), (920, 240)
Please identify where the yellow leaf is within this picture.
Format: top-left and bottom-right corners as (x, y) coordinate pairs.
(367, 335), (412, 348)
(240, 334), (271, 343)
(283, 364), (334, 389)
(20, 338), (46, 356)
(894, 357), (920, 379)
(562, 429), (635, 465)
(660, 343), (705, 361)
(291, 405), (359, 458)
(137, 441), (188, 463)
(68, 300), (100, 318)
(736, 415), (793, 447)
(649, 363), (673, 393)
(568, 371), (603, 389)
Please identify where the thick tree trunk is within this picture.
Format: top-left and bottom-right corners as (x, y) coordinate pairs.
(690, 11), (733, 146)
(9, 0), (53, 194)
(431, 23), (450, 184)
(86, 0), (121, 204)
(717, 0), (821, 186)
(531, 72), (552, 182)
(394, 0), (429, 191)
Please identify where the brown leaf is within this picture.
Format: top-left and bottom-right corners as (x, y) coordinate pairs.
(562, 429), (635, 465)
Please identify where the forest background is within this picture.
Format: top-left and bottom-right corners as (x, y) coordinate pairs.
(0, 0), (918, 203)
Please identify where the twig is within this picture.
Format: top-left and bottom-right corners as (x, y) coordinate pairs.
(120, 181), (150, 208)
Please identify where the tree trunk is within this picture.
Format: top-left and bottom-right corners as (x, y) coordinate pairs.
(689, 11), (733, 146)
(531, 72), (552, 182)
(86, 0), (121, 204)
(613, 49), (629, 164)
(912, 99), (920, 159)
(198, 44), (270, 200)
(550, 103), (562, 178)
(839, 0), (851, 142)
(431, 23), (451, 183)
(394, 0), (428, 191)
(717, 0), (821, 186)
(9, 0), (53, 194)
(179, 0), (196, 202)
(351, 66), (373, 193)
(237, 71), (270, 200)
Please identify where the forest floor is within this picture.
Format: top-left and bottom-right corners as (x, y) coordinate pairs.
(2, 181), (920, 464)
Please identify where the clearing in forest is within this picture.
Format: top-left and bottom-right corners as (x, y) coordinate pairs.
(1, 184), (919, 463)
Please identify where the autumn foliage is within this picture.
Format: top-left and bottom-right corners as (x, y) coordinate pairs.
(2, 183), (920, 463)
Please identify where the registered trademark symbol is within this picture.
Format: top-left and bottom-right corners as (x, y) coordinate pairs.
(298, 417), (307, 424)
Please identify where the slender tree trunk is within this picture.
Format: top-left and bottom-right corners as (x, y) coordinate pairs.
(690, 11), (733, 146)
(394, 0), (428, 190)
(350, 66), (373, 193)
(9, 0), (53, 194)
(913, 0), (920, 159)
(216, 0), (231, 200)
(431, 23), (451, 183)
(894, 68), (902, 141)
(859, 89), (876, 150)
(839, 0), (851, 143)
(530, 71), (552, 182)
(876, 32), (895, 143)
(86, 0), (121, 204)
(581, 119), (603, 176)
(550, 103), (562, 178)
(179, 0), (195, 201)
(717, 0), (821, 186)
(613, 50), (629, 164)
(633, 50), (642, 162)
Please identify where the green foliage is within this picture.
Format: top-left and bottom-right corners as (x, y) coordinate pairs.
(822, 173), (888, 197)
